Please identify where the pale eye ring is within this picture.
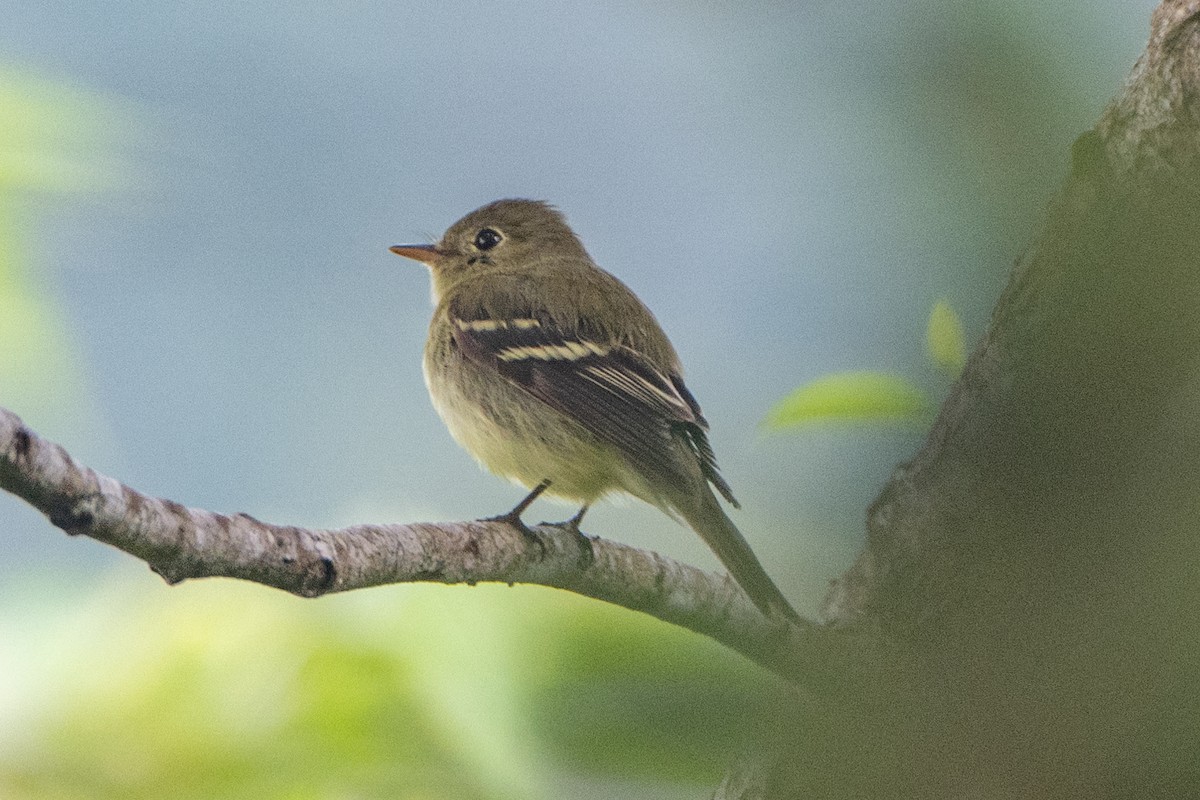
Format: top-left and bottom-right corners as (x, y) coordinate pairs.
(474, 228), (503, 251)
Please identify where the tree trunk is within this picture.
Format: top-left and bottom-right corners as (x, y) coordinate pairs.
(778, 2), (1200, 797)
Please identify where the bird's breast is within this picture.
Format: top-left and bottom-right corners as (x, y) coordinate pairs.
(422, 323), (629, 505)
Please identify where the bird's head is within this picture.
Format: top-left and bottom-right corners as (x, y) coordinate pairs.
(390, 199), (589, 302)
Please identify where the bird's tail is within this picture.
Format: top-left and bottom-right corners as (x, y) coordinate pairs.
(675, 488), (799, 622)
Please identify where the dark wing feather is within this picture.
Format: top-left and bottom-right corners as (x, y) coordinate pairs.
(670, 376), (737, 507)
(449, 310), (737, 505)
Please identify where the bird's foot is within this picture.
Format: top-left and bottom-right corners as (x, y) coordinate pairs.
(484, 479), (552, 558)
(544, 506), (595, 569)
(484, 508), (546, 557)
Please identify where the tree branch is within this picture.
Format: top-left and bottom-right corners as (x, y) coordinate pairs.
(0, 404), (863, 684)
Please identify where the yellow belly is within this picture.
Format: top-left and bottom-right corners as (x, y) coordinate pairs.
(423, 347), (634, 505)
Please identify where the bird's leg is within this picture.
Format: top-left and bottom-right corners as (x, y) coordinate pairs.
(485, 479), (551, 554)
(506, 479), (551, 521)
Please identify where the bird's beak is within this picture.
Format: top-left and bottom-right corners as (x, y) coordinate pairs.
(389, 244), (441, 265)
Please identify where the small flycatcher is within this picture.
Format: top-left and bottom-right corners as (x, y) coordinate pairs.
(391, 199), (797, 620)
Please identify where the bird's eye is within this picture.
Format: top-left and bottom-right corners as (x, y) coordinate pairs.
(474, 228), (503, 251)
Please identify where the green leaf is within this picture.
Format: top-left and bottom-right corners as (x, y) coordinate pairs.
(926, 299), (967, 376)
(763, 371), (931, 429)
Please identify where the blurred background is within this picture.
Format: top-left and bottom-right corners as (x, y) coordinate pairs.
(0, 1), (1155, 797)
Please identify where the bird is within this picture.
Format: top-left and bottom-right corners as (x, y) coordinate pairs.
(390, 199), (798, 621)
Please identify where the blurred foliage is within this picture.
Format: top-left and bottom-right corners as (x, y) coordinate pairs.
(0, 66), (129, 434)
(0, 576), (771, 800)
(530, 600), (769, 782)
(0, 68), (127, 192)
(764, 300), (971, 430)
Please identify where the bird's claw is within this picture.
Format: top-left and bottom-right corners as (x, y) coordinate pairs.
(544, 511), (596, 569)
(484, 510), (547, 558)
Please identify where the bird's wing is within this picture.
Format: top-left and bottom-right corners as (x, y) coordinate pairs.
(448, 308), (738, 506)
